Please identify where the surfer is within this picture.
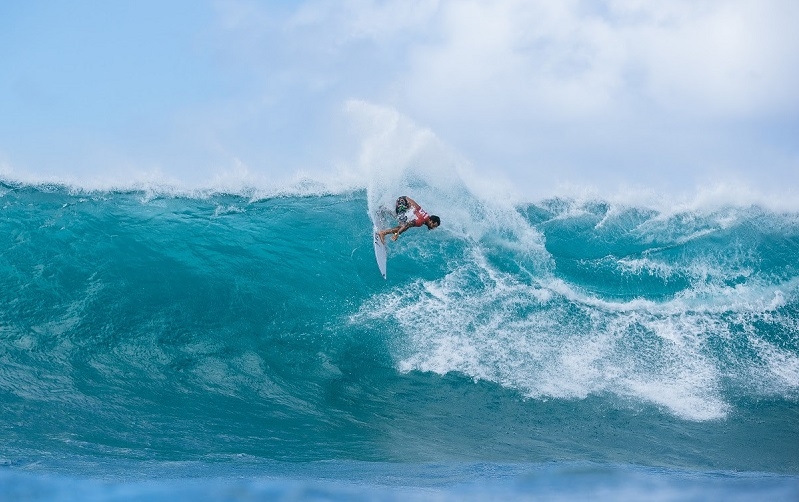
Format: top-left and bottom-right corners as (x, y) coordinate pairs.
(378, 196), (440, 244)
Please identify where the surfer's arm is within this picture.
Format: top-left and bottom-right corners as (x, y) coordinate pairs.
(393, 223), (412, 240)
(379, 223), (411, 243)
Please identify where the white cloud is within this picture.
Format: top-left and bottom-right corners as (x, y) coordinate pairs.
(210, 0), (799, 123)
(37, 0), (787, 195)
(360, 0), (797, 195)
(398, 0), (799, 123)
(5, 0), (795, 197)
(615, 0), (799, 117)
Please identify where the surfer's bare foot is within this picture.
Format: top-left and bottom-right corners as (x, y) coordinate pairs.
(391, 232), (399, 241)
(378, 232), (386, 244)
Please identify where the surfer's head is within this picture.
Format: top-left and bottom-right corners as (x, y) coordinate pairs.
(426, 215), (440, 229)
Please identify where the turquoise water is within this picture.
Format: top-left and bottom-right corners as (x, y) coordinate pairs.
(1, 181), (798, 499)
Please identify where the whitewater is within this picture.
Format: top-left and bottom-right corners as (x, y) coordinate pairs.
(1, 162), (798, 499)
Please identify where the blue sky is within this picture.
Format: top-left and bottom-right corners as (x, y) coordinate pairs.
(2, 1), (798, 199)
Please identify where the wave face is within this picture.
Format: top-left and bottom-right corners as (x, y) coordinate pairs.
(1, 180), (798, 478)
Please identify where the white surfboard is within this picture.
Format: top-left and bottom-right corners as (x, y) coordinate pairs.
(371, 207), (392, 279)
(373, 229), (387, 279)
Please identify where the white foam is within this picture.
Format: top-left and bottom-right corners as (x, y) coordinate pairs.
(547, 181), (799, 218)
(616, 257), (675, 280)
(355, 235), (799, 421)
(342, 100), (542, 248)
(750, 337), (799, 392)
(0, 164), (366, 201)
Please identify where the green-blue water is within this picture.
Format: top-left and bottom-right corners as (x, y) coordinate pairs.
(1, 181), (797, 500)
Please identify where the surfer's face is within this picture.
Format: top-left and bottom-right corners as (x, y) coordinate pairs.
(427, 220), (439, 230)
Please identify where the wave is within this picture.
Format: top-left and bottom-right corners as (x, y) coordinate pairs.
(1, 162), (798, 472)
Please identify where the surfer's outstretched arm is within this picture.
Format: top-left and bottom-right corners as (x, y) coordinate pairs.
(378, 224), (410, 244)
(393, 223), (412, 239)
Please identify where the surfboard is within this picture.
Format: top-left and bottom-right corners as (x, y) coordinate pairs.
(371, 207), (392, 279)
(373, 229), (387, 279)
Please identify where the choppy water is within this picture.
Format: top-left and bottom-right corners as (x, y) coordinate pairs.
(1, 179), (797, 500)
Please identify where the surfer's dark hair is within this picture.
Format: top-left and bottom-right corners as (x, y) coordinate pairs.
(429, 215), (440, 226)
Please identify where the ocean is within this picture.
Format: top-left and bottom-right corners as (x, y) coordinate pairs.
(1, 178), (797, 500)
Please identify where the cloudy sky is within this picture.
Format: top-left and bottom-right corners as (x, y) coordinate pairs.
(2, 0), (798, 199)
